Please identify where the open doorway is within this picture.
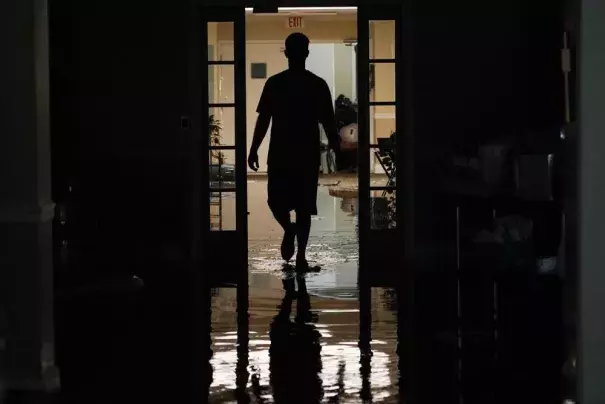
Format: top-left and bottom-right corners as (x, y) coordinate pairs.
(241, 15), (368, 390)
(205, 8), (398, 269)
(243, 7), (360, 285)
(206, 6), (401, 401)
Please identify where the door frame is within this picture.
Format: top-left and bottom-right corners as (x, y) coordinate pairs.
(193, 3), (412, 281)
(356, 6), (405, 275)
(194, 3), (412, 279)
(199, 7), (248, 286)
(192, 1), (415, 398)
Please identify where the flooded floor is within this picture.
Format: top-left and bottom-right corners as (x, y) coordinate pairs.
(51, 175), (566, 404)
(210, 176), (400, 403)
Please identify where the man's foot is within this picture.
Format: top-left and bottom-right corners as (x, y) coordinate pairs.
(281, 225), (296, 262)
(295, 255), (309, 271)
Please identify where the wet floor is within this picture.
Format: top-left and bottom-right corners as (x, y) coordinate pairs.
(49, 175), (566, 404)
(210, 177), (401, 403)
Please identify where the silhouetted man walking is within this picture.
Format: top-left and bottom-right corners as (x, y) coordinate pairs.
(248, 33), (340, 268)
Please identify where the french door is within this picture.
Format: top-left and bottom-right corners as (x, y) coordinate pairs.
(357, 6), (403, 279)
(201, 7), (248, 285)
(197, 2), (410, 398)
(200, 5), (404, 279)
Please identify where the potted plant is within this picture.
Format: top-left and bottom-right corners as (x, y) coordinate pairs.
(209, 114), (224, 165)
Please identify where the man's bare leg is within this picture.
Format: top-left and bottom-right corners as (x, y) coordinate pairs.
(295, 211), (312, 268)
(272, 208), (296, 261)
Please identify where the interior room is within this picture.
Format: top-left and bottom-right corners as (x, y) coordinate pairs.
(6, 0), (599, 401)
(207, 8), (401, 401)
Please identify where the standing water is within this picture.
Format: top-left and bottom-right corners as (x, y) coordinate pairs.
(209, 177), (399, 402)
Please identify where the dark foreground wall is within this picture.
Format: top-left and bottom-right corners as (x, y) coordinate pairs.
(50, 0), (195, 281)
(48, 0), (568, 401)
(49, 2), (211, 399)
(405, 0), (567, 402)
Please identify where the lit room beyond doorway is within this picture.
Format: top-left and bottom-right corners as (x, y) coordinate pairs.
(208, 7), (399, 402)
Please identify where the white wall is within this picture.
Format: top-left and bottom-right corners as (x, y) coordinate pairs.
(307, 43), (359, 150)
(307, 43), (336, 98)
(246, 42), (288, 172)
(334, 44), (356, 100)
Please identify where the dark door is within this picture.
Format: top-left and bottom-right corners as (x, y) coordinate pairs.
(201, 7), (248, 286)
(357, 6), (404, 283)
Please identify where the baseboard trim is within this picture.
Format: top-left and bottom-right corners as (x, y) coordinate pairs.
(0, 202), (55, 224)
(3, 365), (60, 393)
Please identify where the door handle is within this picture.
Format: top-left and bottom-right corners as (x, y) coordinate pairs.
(180, 116), (190, 130)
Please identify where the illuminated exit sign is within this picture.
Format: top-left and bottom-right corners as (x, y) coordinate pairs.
(286, 16), (304, 29)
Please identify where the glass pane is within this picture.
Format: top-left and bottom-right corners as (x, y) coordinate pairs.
(209, 107), (235, 146)
(370, 105), (396, 146)
(369, 20), (395, 59)
(208, 47), (215, 103)
(370, 63), (395, 103)
(370, 105), (396, 186)
(369, 104), (396, 229)
(209, 149), (236, 189)
(208, 22), (234, 61)
(369, 155), (392, 188)
(210, 192), (236, 231)
(209, 65), (234, 104)
(370, 144), (396, 187)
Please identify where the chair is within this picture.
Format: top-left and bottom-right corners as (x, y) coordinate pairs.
(374, 137), (396, 196)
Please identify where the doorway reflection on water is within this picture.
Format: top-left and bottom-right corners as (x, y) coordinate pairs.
(209, 283), (399, 403)
(210, 180), (399, 402)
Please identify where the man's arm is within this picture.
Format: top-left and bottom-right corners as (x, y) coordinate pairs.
(321, 114), (340, 154)
(319, 82), (341, 154)
(248, 113), (270, 171)
(249, 79), (273, 171)
(250, 113), (271, 153)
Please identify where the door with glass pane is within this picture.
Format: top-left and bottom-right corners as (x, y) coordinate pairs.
(357, 7), (402, 276)
(202, 8), (247, 283)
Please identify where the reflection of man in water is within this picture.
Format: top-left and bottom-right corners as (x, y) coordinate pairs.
(269, 274), (322, 403)
(248, 33), (341, 268)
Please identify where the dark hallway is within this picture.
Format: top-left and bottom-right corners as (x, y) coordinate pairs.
(2, 0), (593, 402)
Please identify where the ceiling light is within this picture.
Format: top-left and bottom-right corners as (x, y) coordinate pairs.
(245, 7), (357, 13)
(278, 7), (357, 12)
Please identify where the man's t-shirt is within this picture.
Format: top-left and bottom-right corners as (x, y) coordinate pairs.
(256, 69), (334, 171)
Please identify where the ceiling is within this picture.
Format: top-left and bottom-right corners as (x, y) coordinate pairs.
(246, 7), (357, 21)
